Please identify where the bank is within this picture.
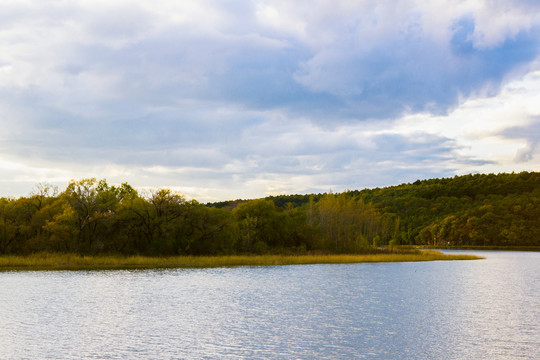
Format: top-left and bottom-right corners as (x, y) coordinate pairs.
(0, 250), (482, 271)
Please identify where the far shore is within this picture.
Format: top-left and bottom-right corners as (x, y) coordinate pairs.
(419, 245), (540, 252)
(0, 250), (483, 271)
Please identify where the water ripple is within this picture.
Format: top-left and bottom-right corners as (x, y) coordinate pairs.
(0, 252), (538, 359)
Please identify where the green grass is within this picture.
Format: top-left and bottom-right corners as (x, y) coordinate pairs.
(0, 250), (483, 271)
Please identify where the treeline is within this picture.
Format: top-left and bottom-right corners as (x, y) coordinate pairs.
(355, 172), (540, 247)
(1, 172), (539, 255)
(258, 172), (540, 247)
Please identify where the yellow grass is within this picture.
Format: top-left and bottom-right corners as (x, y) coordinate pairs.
(0, 250), (482, 271)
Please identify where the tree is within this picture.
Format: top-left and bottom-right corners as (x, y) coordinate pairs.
(60, 178), (137, 253)
(233, 199), (283, 252)
(124, 188), (188, 255)
(180, 205), (237, 255)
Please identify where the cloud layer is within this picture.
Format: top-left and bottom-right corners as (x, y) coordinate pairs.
(1, 0), (540, 200)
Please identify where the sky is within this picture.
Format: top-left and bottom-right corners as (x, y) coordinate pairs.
(1, 0), (540, 202)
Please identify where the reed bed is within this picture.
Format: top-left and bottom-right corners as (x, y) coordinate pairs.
(0, 250), (482, 271)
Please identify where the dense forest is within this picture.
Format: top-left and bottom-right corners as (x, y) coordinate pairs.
(0, 172), (538, 256)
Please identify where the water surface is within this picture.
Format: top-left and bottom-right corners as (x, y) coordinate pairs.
(1, 251), (538, 359)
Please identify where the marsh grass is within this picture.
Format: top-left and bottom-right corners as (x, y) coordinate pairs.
(0, 250), (482, 271)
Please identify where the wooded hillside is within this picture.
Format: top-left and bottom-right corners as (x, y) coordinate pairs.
(1, 172), (538, 255)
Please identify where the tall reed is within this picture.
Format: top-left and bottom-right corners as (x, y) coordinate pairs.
(0, 251), (482, 271)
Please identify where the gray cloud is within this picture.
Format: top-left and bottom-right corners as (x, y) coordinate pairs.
(4, 1), (539, 120)
(1, 0), (539, 199)
(501, 117), (540, 162)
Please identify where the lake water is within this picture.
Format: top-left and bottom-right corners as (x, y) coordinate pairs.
(1, 251), (538, 359)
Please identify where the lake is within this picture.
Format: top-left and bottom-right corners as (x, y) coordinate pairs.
(1, 251), (538, 359)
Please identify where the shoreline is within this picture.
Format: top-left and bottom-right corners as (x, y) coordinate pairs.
(419, 245), (540, 252)
(0, 251), (483, 271)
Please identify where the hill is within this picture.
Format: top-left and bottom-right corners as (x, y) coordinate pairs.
(1, 172), (538, 256)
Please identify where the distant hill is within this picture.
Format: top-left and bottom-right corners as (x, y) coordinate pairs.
(209, 172), (540, 247)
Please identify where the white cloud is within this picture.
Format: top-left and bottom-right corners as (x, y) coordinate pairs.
(389, 69), (540, 173)
(0, 0), (539, 200)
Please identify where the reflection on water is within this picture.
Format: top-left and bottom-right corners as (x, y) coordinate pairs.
(0, 251), (538, 359)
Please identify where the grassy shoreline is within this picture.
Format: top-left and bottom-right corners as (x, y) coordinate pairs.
(0, 251), (482, 271)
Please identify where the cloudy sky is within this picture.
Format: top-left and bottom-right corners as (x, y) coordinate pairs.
(1, 0), (540, 201)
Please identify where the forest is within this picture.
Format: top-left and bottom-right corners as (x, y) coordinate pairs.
(0, 172), (538, 256)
